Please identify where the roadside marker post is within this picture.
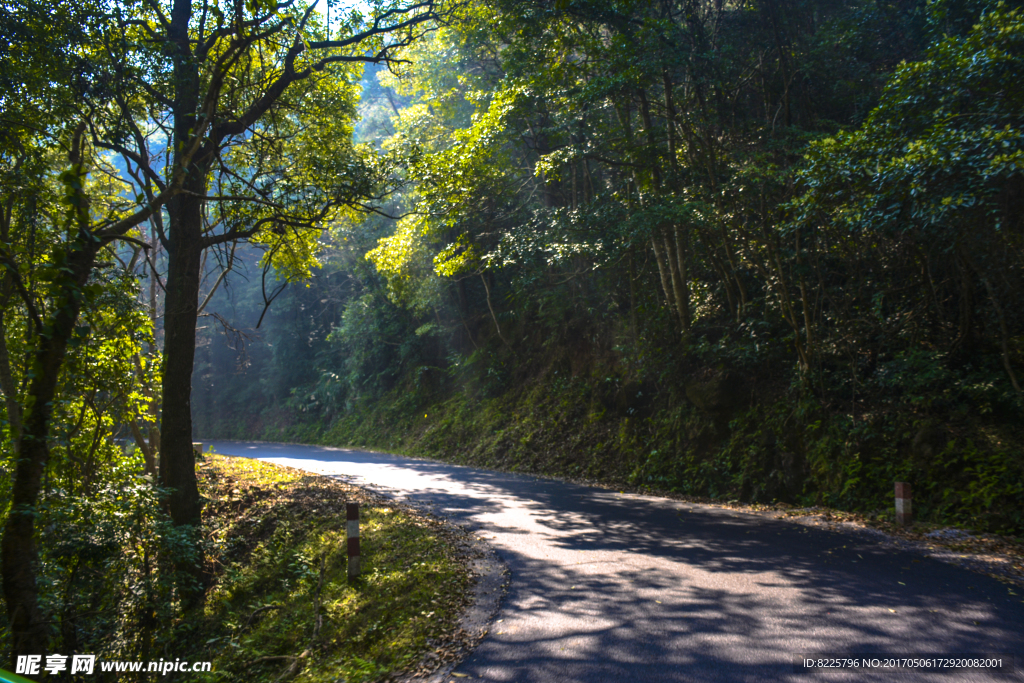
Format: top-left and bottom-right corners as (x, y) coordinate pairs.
(347, 503), (361, 579)
(895, 482), (912, 527)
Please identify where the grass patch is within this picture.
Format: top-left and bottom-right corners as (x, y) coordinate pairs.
(192, 453), (475, 683)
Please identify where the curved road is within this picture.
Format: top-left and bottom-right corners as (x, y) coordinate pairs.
(207, 441), (1023, 682)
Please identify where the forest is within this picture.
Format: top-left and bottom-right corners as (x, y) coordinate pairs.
(2, 0), (1023, 674)
(196, 0), (1024, 525)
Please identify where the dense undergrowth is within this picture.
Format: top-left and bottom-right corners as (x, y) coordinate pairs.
(205, 336), (1024, 538)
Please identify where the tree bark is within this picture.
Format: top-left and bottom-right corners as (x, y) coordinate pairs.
(2, 188), (101, 662)
(651, 232), (678, 321)
(480, 272), (510, 349)
(0, 307), (22, 455)
(129, 416), (158, 478)
(673, 225), (692, 331)
(663, 227), (691, 333)
(157, 0), (205, 531)
(982, 275), (1022, 396)
(159, 190), (204, 528)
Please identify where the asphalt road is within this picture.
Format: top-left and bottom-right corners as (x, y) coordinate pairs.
(206, 440), (1024, 682)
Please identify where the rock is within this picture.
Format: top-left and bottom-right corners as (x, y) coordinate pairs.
(925, 528), (974, 541)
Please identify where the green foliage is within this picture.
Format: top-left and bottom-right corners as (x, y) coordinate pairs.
(0, 254), (169, 655)
(1, 451), (199, 660)
(193, 455), (472, 683)
(1, 0), (171, 652)
(794, 5), (1024, 242)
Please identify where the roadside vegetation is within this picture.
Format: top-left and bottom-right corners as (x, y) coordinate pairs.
(194, 454), (475, 683)
(0, 451), (476, 681)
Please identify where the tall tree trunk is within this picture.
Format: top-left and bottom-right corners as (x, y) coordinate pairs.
(628, 251), (639, 342)
(981, 275), (1022, 396)
(673, 225), (692, 331)
(2, 169), (100, 662)
(479, 272), (510, 348)
(0, 210), (23, 458)
(651, 233), (678, 323)
(159, 190), (204, 528)
(765, 0), (792, 128)
(157, 0), (205, 532)
(766, 239), (812, 371)
(795, 230), (814, 352)
(0, 308), (22, 456)
(637, 88), (662, 189)
(145, 222), (161, 471)
(662, 67), (679, 188)
(663, 228), (690, 333)
(953, 247), (975, 353)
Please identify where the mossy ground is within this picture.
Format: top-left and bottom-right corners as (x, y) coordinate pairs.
(191, 454), (475, 683)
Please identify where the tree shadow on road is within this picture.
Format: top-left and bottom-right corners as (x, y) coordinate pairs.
(213, 442), (1023, 682)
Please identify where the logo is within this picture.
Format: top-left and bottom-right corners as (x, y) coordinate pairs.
(0, 667), (38, 683)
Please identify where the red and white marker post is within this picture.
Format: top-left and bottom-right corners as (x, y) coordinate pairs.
(347, 502), (361, 579)
(895, 482), (912, 527)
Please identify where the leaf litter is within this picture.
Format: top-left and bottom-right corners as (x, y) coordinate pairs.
(195, 453), (496, 682)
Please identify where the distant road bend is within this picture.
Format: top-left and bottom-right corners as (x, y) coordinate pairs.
(207, 441), (1024, 682)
